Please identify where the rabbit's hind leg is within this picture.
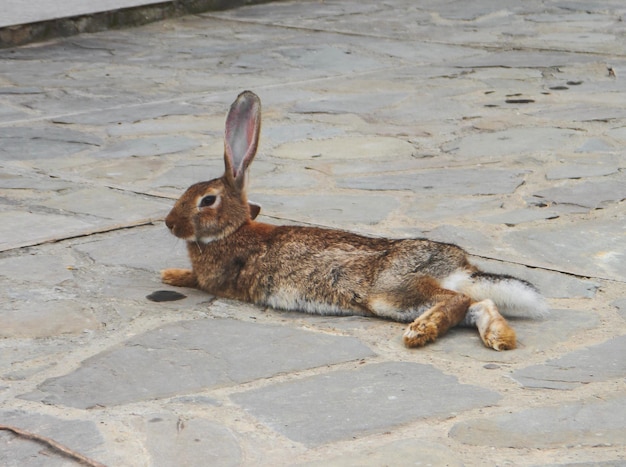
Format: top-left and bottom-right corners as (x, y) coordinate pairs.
(464, 299), (516, 351)
(161, 268), (198, 288)
(403, 290), (471, 348)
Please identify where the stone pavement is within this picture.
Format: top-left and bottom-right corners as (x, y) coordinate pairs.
(1, 0), (625, 465)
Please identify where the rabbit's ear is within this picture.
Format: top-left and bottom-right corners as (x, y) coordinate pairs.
(224, 91), (261, 189)
(248, 201), (261, 220)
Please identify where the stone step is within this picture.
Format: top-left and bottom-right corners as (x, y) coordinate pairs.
(0, 0), (270, 48)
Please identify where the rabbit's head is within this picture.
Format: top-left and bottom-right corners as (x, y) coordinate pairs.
(165, 91), (261, 243)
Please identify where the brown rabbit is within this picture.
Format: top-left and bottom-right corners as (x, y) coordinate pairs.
(162, 91), (548, 350)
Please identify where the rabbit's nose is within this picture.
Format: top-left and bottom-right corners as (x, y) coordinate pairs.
(165, 215), (175, 231)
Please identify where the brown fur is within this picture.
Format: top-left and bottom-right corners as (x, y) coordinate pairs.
(162, 91), (524, 351)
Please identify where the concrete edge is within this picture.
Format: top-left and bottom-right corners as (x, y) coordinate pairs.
(0, 0), (274, 48)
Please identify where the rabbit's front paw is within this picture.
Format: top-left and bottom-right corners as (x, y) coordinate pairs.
(403, 319), (438, 348)
(161, 268), (198, 288)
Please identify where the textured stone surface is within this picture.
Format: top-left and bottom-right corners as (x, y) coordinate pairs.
(41, 187), (171, 221)
(23, 319), (374, 408)
(90, 135), (201, 159)
(441, 128), (581, 158)
(450, 395), (626, 449)
(470, 257), (600, 299)
(232, 362), (500, 446)
(0, 299), (100, 338)
(143, 413), (241, 467)
(506, 218), (626, 281)
(337, 168), (527, 195)
(427, 308), (600, 363)
(0, 210), (95, 251)
(300, 439), (464, 467)
(1, 1), (625, 465)
(511, 335), (626, 390)
(253, 192), (398, 226)
(72, 227), (188, 271)
(0, 411), (104, 467)
(533, 178), (626, 210)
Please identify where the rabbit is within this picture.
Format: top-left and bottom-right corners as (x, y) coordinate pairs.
(161, 90), (548, 350)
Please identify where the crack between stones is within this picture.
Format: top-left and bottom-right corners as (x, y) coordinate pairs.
(469, 252), (623, 284)
(0, 65), (406, 128)
(1, 220), (156, 252)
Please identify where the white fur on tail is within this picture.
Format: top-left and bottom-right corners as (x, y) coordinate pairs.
(441, 269), (549, 319)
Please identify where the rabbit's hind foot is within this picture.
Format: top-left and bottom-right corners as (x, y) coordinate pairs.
(403, 293), (471, 348)
(161, 268), (198, 289)
(467, 299), (516, 351)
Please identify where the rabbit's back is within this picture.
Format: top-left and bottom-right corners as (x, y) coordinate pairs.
(189, 222), (470, 319)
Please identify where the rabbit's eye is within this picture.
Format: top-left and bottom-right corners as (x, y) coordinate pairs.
(199, 195), (218, 208)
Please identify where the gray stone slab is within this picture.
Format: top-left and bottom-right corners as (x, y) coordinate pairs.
(0, 172), (74, 191)
(148, 160), (225, 192)
(451, 49), (599, 69)
(299, 439), (464, 467)
(511, 335), (626, 390)
(0, 410), (104, 467)
(291, 92), (408, 115)
(358, 37), (486, 64)
(282, 43), (386, 74)
(72, 225), (188, 271)
(534, 103), (626, 123)
(532, 178), (626, 209)
(263, 122), (344, 146)
(441, 127), (580, 159)
(41, 186), (171, 222)
(97, 268), (210, 307)
(253, 192), (397, 226)
(22, 318), (374, 408)
(506, 218), (626, 281)
(143, 413), (241, 467)
(0, 337), (75, 381)
(51, 101), (200, 125)
(470, 257), (600, 299)
(428, 308), (599, 363)
(337, 168), (526, 195)
(90, 135), (201, 159)
(449, 395), (626, 449)
(252, 165), (321, 191)
(0, 298), (100, 338)
(231, 362), (500, 446)
(0, 253), (76, 285)
(426, 224), (496, 253)
(480, 206), (587, 226)
(546, 153), (626, 180)
(0, 126), (101, 161)
(272, 135), (415, 161)
(105, 114), (218, 137)
(73, 156), (171, 190)
(214, 1), (379, 22)
(545, 159), (623, 180)
(405, 195), (504, 223)
(0, 210), (96, 251)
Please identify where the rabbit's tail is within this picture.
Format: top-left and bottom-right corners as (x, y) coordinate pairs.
(442, 269), (549, 319)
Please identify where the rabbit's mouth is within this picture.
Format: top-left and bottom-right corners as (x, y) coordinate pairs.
(165, 213), (195, 241)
